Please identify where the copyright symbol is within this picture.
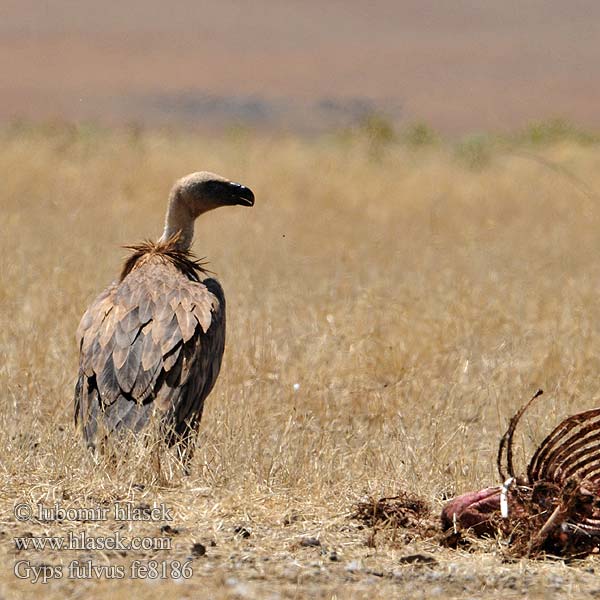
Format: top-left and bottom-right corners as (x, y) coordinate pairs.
(14, 503), (32, 522)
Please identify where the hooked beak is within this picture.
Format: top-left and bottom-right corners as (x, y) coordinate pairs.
(229, 182), (255, 207)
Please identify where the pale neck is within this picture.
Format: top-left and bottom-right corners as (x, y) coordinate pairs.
(159, 190), (194, 250)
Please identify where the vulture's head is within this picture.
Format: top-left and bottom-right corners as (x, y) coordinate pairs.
(174, 171), (255, 218)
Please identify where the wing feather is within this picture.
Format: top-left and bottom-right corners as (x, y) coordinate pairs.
(90, 336), (111, 378)
(160, 314), (184, 356)
(112, 343), (129, 371)
(97, 353), (120, 405)
(120, 307), (141, 332)
(114, 321), (137, 351)
(76, 285), (115, 343)
(137, 293), (154, 324)
(175, 303), (197, 342)
(115, 330), (144, 393)
(98, 310), (117, 348)
(142, 324), (163, 371)
(192, 297), (214, 333)
(163, 342), (183, 373)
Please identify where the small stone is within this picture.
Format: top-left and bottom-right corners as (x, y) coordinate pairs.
(364, 568), (384, 577)
(234, 526), (251, 538)
(300, 537), (321, 547)
(191, 542), (206, 557)
(345, 560), (362, 573)
(282, 510), (299, 526)
(160, 524), (180, 535)
(548, 575), (564, 589)
(397, 553), (437, 566)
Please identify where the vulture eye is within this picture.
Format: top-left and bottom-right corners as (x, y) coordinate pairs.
(202, 180), (221, 193)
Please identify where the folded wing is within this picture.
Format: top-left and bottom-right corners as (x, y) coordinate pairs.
(74, 259), (225, 446)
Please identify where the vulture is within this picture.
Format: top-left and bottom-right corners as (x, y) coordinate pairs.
(74, 171), (254, 464)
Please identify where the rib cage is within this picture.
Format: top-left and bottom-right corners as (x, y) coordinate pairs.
(527, 408), (600, 486)
(498, 391), (600, 549)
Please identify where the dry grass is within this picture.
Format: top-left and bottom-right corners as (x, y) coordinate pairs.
(3, 126), (600, 598)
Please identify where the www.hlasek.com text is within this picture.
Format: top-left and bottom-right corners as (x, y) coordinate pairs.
(14, 531), (172, 552)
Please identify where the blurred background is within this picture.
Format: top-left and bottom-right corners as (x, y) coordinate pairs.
(2, 0), (599, 134)
(4, 5), (600, 597)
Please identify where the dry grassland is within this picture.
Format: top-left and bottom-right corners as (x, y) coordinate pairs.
(2, 125), (600, 598)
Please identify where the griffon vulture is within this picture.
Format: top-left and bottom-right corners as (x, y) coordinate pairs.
(74, 171), (254, 464)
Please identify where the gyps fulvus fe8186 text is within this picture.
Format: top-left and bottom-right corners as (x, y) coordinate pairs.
(74, 172), (254, 464)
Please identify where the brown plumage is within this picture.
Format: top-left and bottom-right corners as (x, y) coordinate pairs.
(74, 171), (255, 465)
